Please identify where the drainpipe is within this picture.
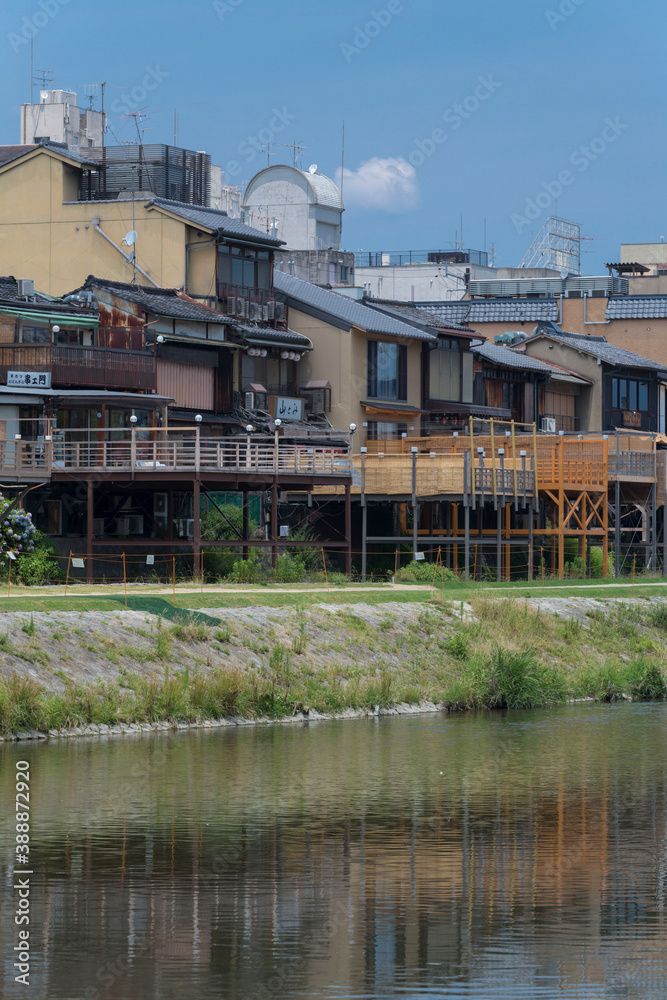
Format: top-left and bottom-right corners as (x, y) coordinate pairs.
(583, 293), (610, 327)
(91, 219), (159, 287)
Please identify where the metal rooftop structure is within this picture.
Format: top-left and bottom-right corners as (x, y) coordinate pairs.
(520, 216), (582, 275)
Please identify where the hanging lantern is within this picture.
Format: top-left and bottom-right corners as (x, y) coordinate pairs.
(281, 351), (290, 360)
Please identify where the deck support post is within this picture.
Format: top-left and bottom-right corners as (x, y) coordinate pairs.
(86, 479), (94, 584)
(271, 481), (278, 568)
(615, 478), (621, 578)
(193, 478), (201, 581)
(361, 448), (367, 582)
(528, 498), (534, 581)
(345, 483), (352, 577)
(464, 503), (470, 581)
(242, 489), (249, 562)
(496, 503), (502, 582)
(652, 482), (658, 571)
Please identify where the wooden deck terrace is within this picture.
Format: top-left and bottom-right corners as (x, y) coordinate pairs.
(360, 432), (660, 498)
(0, 429), (352, 487)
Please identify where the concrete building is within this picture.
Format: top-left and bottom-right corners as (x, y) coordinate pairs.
(355, 249), (495, 302)
(242, 165), (344, 251)
(20, 89), (105, 150)
(273, 248), (355, 287)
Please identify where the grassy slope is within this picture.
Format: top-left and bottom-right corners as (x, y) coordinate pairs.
(1, 594), (667, 734)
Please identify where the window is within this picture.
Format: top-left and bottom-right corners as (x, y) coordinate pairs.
(367, 421), (408, 441)
(218, 245), (272, 290)
(611, 377), (649, 411)
(429, 339), (462, 402)
(19, 325), (50, 344)
(367, 341), (407, 400)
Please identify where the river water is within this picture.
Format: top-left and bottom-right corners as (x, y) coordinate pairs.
(2, 704), (667, 999)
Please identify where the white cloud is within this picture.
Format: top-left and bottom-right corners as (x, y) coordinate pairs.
(335, 157), (419, 213)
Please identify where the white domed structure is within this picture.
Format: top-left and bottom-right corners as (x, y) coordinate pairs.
(242, 165), (343, 252)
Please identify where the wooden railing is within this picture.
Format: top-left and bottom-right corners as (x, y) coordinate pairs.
(0, 430), (351, 479)
(0, 345), (156, 391)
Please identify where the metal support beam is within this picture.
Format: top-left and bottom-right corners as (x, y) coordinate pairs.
(345, 483), (352, 577)
(86, 479), (94, 584)
(193, 478), (201, 580)
(271, 481), (278, 568)
(464, 503), (470, 581)
(615, 478), (621, 578)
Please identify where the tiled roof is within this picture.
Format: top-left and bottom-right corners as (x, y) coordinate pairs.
(0, 140), (99, 168)
(147, 197), (283, 245)
(606, 295), (667, 320)
(233, 323), (311, 348)
(365, 299), (477, 335)
(472, 343), (559, 373)
(414, 302), (471, 326)
(0, 276), (90, 315)
(79, 277), (230, 323)
(273, 271), (436, 341)
(531, 328), (667, 372)
(467, 299), (559, 323)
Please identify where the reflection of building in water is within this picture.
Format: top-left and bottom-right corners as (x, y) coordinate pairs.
(10, 774), (667, 998)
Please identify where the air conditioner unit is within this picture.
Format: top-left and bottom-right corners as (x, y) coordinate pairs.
(226, 296), (236, 315)
(248, 302), (261, 322)
(244, 391), (255, 410)
(262, 304), (270, 322)
(541, 417), (557, 433)
(186, 518), (195, 538)
(266, 301), (276, 320)
(109, 517), (130, 536)
(127, 515), (144, 535)
(236, 299), (248, 318)
(17, 279), (34, 299)
(274, 301), (286, 322)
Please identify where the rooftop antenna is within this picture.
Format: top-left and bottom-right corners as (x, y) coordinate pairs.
(258, 140), (305, 168)
(173, 111), (179, 147)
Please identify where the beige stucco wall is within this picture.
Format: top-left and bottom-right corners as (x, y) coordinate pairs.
(0, 151), (193, 295)
(289, 307), (423, 436)
(523, 339), (600, 431)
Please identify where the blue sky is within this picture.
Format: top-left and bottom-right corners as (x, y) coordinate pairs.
(0, 0), (665, 271)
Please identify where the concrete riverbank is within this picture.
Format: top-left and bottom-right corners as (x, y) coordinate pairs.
(1, 594), (666, 740)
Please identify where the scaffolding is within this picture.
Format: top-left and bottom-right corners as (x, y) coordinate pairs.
(520, 216), (581, 275)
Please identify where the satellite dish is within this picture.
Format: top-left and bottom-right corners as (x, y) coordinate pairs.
(123, 230), (138, 247)
(308, 164), (318, 174)
(560, 268), (568, 279)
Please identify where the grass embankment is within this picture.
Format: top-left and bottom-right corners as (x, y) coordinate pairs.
(2, 573), (667, 613)
(1, 596), (667, 735)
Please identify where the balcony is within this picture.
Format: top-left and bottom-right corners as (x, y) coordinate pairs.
(217, 282), (288, 328)
(0, 428), (351, 482)
(605, 408), (652, 432)
(0, 345), (156, 392)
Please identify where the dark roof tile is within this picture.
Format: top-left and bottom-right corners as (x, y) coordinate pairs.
(273, 271), (436, 340)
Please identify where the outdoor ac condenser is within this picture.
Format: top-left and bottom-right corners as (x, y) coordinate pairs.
(541, 417), (557, 433)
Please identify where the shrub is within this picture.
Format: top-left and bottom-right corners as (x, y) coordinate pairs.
(13, 533), (62, 586)
(484, 647), (564, 710)
(397, 560), (457, 584)
(445, 633), (469, 660)
(626, 659), (667, 700)
(272, 552), (306, 583)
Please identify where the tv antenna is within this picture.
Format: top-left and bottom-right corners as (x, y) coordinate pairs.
(258, 140), (306, 168)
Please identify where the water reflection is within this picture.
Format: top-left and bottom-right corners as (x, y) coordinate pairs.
(2, 704), (667, 998)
